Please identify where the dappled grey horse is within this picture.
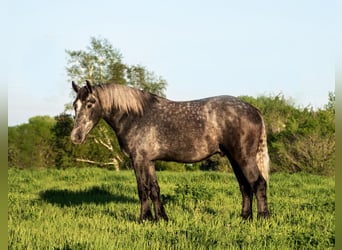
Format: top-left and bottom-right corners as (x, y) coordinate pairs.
(71, 80), (270, 221)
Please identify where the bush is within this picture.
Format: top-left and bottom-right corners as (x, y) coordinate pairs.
(200, 155), (231, 172)
(241, 93), (335, 176)
(269, 107), (335, 175)
(155, 161), (186, 171)
(8, 116), (56, 169)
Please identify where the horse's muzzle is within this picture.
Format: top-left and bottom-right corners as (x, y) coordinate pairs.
(70, 129), (86, 144)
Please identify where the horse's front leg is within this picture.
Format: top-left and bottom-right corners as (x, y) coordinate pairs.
(147, 162), (168, 221)
(133, 161), (153, 221)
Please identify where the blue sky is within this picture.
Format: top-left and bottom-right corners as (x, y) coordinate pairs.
(6, 0), (335, 125)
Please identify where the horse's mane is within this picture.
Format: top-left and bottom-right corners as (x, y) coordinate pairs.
(94, 84), (159, 115)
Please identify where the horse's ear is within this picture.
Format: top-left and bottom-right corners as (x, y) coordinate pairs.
(85, 80), (93, 94)
(72, 81), (80, 93)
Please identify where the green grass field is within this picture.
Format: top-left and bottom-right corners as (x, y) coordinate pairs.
(8, 168), (334, 249)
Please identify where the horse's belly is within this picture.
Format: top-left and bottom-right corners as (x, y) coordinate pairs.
(159, 140), (219, 163)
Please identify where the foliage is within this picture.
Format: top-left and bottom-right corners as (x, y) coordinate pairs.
(66, 37), (126, 85)
(65, 36), (167, 99)
(8, 168), (335, 249)
(199, 154), (231, 172)
(155, 161), (187, 171)
(8, 116), (56, 169)
(51, 114), (73, 168)
(240, 92), (335, 176)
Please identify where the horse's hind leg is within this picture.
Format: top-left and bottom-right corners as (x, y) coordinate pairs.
(253, 176), (269, 218)
(238, 158), (269, 219)
(228, 153), (269, 219)
(230, 160), (253, 219)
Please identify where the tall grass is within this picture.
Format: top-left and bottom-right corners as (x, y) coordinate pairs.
(8, 168), (334, 249)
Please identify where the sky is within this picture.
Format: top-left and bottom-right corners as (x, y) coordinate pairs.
(5, 0), (335, 126)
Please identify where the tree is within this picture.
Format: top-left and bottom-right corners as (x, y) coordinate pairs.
(63, 37), (167, 169)
(325, 91), (335, 115)
(51, 114), (75, 169)
(8, 116), (56, 168)
(65, 37), (167, 96)
(66, 38), (126, 86)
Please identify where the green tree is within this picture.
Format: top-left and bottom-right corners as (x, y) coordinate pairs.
(65, 37), (167, 96)
(325, 91), (335, 115)
(63, 37), (167, 169)
(52, 114), (75, 169)
(8, 116), (56, 168)
(66, 37), (126, 85)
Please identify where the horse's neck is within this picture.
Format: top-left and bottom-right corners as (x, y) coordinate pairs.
(103, 109), (134, 136)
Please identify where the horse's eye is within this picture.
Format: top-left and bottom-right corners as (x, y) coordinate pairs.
(87, 103), (92, 109)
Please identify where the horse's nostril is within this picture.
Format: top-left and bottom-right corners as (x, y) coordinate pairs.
(71, 130), (82, 144)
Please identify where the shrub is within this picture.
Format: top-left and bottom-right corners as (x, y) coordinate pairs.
(241, 93), (335, 176)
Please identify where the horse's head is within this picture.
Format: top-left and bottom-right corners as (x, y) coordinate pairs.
(70, 80), (102, 144)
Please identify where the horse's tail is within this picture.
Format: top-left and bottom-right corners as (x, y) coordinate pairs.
(256, 115), (270, 182)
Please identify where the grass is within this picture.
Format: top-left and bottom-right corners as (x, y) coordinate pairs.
(8, 168), (335, 249)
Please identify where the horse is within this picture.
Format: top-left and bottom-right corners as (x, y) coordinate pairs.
(71, 80), (270, 221)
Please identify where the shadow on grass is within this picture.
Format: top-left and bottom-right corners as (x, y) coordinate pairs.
(40, 186), (138, 207)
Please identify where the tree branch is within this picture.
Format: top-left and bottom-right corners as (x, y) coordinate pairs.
(75, 157), (120, 171)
